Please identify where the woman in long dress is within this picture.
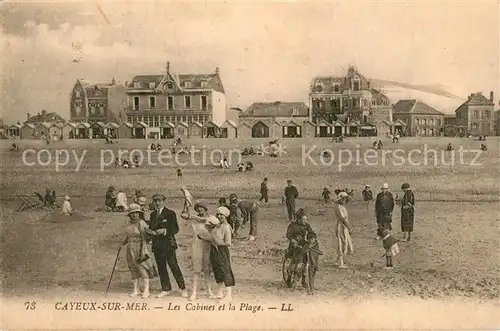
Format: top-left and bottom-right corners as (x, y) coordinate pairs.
(333, 192), (353, 268)
(400, 183), (415, 242)
(123, 203), (158, 298)
(210, 206), (235, 302)
(181, 201), (220, 301)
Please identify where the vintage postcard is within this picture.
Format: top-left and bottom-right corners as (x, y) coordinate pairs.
(1, 1), (499, 330)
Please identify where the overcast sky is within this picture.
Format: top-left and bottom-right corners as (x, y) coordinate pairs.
(1, 1), (498, 123)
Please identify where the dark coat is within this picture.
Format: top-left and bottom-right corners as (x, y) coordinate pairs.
(149, 207), (179, 252)
(375, 191), (394, 223)
(284, 185), (299, 201)
(400, 190), (415, 232)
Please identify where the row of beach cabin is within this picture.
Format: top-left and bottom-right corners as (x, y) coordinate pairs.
(2, 118), (407, 140)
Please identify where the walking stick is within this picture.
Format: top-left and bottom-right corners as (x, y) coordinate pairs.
(105, 244), (123, 296)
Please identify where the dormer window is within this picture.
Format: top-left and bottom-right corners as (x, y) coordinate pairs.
(184, 81), (192, 88)
(201, 81), (209, 88)
(166, 82), (174, 89)
(133, 82), (140, 88)
(334, 84), (340, 92)
(353, 79), (360, 91)
(149, 82), (156, 89)
(292, 108), (299, 116)
(75, 89), (81, 98)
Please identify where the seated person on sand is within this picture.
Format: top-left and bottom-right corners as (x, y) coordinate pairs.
(9, 143), (19, 151)
(115, 189), (128, 212)
(156, 143), (162, 151)
(150, 142), (157, 151)
(245, 161), (253, 171)
(44, 188), (56, 207)
(122, 160), (132, 168)
(237, 162), (245, 172)
(249, 147), (256, 155)
(446, 143), (454, 151)
(242, 148), (249, 156)
(481, 144), (488, 151)
(61, 195), (73, 216)
(105, 186), (117, 211)
(256, 147), (264, 156)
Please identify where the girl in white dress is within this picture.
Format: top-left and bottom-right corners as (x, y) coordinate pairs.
(333, 192), (353, 268)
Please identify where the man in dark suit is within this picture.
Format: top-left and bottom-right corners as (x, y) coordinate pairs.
(284, 179), (299, 222)
(149, 193), (188, 298)
(374, 183), (395, 239)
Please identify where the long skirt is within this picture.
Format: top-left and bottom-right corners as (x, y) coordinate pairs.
(126, 241), (156, 279)
(401, 207), (414, 232)
(335, 222), (353, 257)
(191, 234), (212, 273)
(210, 245), (235, 287)
(377, 221), (393, 237)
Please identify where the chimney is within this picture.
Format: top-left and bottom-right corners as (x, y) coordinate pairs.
(27, 113), (31, 121)
(124, 80), (128, 87)
(490, 91), (494, 102)
(111, 77), (116, 85)
(166, 62), (170, 74)
(367, 80), (371, 89)
(215, 67), (220, 75)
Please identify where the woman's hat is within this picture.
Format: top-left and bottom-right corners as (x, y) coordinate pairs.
(365, 184), (370, 188)
(229, 193), (238, 202)
(382, 183), (389, 189)
(335, 191), (349, 202)
(108, 186), (115, 191)
(205, 215), (220, 226)
(216, 206), (230, 217)
(194, 201), (208, 211)
(64, 195), (70, 201)
(137, 196), (147, 205)
(127, 203), (144, 217)
(152, 193), (166, 201)
(401, 183), (410, 190)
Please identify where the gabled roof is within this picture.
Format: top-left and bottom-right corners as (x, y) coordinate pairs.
(91, 121), (106, 128)
(175, 121), (188, 128)
(128, 69), (224, 93)
(282, 120), (301, 127)
(454, 93), (494, 114)
(76, 122), (91, 128)
(106, 122), (119, 129)
(317, 120), (332, 127)
(162, 122), (175, 128)
(65, 122), (77, 128)
(22, 123), (35, 129)
(393, 99), (443, 115)
(393, 119), (407, 126)
(332, 120), (346, 126)
(222, 120), (237, 128)
(205, 120), (221, 128)
(252, 120), (270, 128)
(241, 102), (309, 118)
(134, 121), (148, 128)
(25, 111), (64, 124)
(120, 122), (133, 128)
(10, 124), (22, 129)
(347, 120), (361, 126)
(238, 121), (253, 128)
(189, 121), (203, 127)
(37, 122), (52, 128)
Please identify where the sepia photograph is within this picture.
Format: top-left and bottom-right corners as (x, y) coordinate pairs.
(0, 1), (499, 329)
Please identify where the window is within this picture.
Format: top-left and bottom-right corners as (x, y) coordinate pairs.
(484, 110), (490, 118)
(353, 80), (360, 91)
(127, 116), (132, 123)
(352, 99), (357, 107)
(167, 82), (174, 89)
(334, 84), (339, 92)
(149, 96), (156, 108)
(187, 116), (193, 124)
(430, 118), (434, 125)
(201, 81), (209, 88)
(474, 110), (480, 118)
(167, 96), (174, 110)
(133, 82), (140, 88)
(423, 118), (427, 125)
(472, 123), (478, 129)
(363, 115), (368, 123)
(168, 116), (173, 122)
(75, 90), (80, 98)
(133, 96), (140, 110)
(330, 99), (338, 108)
(89, 106), (95, 116)
(185, 96), (191, 108)
(75, 106), (82, 116)
(154, 116), (159, 127)
(201, 96), (207, 110)
(182, 116), (187, 123)
(99, 105), (105, 115)
(149, 82), (155, 89)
